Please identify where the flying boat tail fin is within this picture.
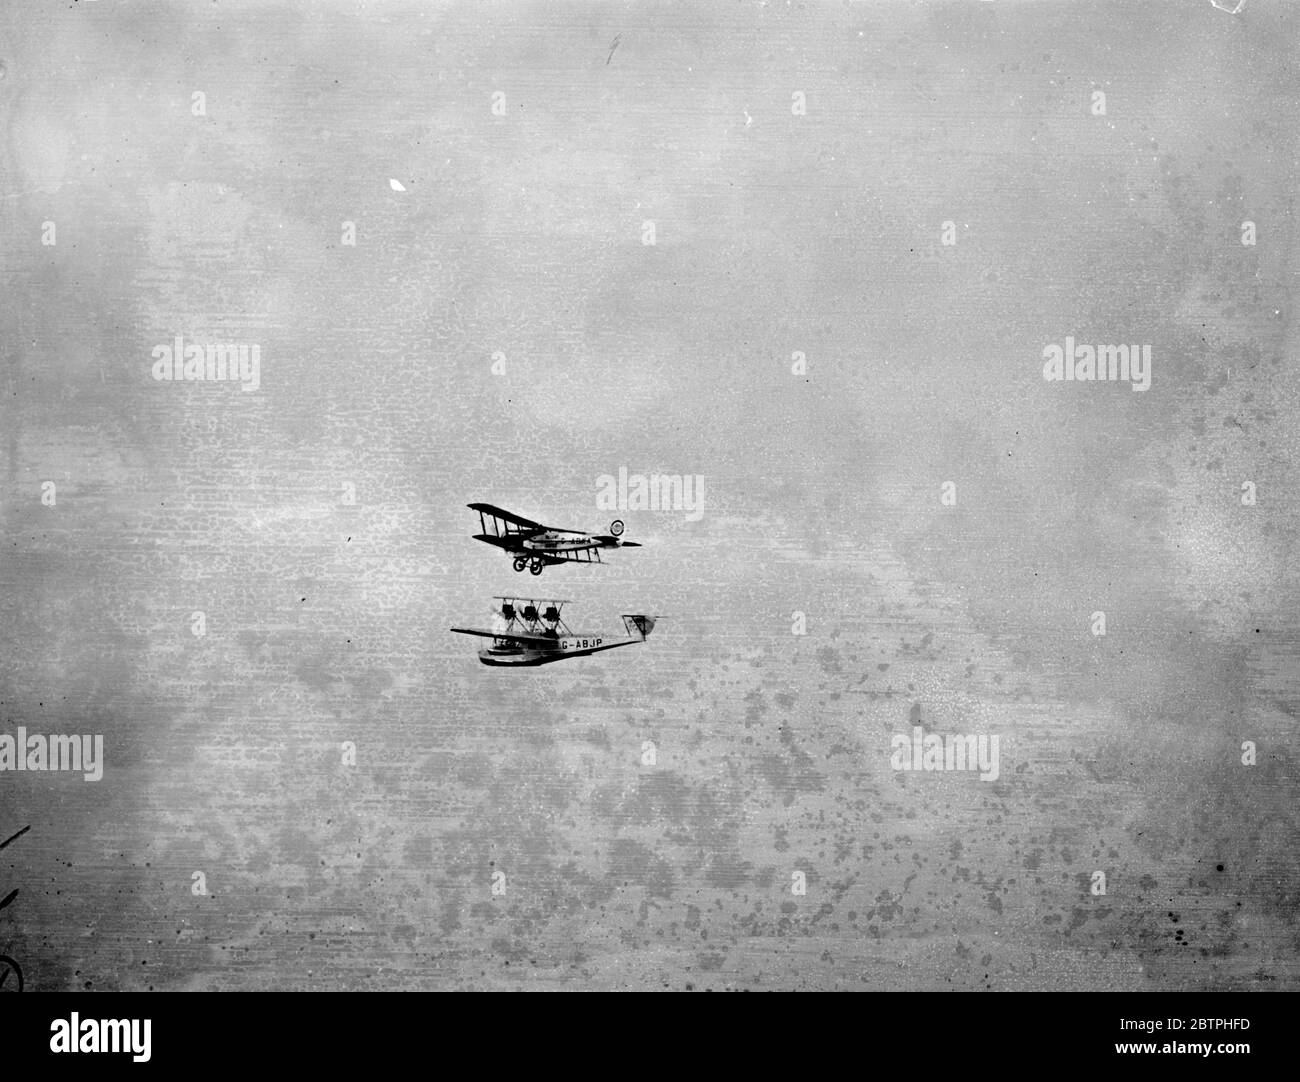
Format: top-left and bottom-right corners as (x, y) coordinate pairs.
(622, 615), (656, 640)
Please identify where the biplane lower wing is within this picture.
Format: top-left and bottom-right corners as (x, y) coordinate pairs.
(536, 547), (604, 565)
(470, 532), (529, 552)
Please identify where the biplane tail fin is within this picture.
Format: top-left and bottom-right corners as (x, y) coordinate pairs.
(622, 615), (657, 640)
(596, 520), (640, 548)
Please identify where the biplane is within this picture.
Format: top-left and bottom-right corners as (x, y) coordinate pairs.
(467, 503), (641, 575)
(451, 597), (656, 667)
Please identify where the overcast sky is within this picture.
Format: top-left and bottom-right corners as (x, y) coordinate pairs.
(2, 0), (1297, 990)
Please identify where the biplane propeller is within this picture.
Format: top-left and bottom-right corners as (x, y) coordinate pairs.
(467, 503), (641, 575)
(451, 596), (656, 667)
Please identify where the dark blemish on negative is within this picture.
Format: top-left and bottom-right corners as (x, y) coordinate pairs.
(0, 825), (30, 850)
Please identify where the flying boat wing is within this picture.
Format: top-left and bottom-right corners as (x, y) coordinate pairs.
(450, 626), (560, 644)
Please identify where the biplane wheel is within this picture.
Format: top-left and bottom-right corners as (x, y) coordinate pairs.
(512, 557), (528, 572)
(529, 558), (544, 575)
(609, 519), (625, 537)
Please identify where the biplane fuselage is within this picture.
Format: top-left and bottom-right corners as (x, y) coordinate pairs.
(452, 599), (655, 667)
(468, 503), (641, 575)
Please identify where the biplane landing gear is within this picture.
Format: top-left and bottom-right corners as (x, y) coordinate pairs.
(512, 557), (528, 573)
(529, 558), (545, 575)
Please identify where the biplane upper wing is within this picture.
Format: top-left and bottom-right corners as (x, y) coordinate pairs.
(467, 503), (545, 532)
(468, 503), (592, 536)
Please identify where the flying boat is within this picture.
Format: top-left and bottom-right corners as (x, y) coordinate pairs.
(451, 597), (656, 667)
